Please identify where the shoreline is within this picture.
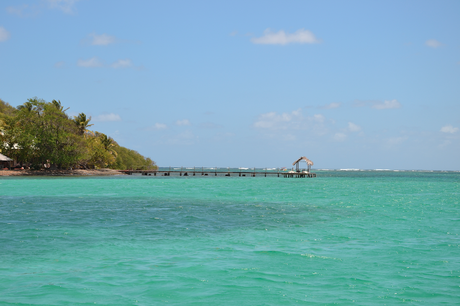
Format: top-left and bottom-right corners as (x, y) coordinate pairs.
(0, 168), (126, 177)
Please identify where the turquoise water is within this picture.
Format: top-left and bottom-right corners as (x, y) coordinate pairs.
(0, 171), (459, 305)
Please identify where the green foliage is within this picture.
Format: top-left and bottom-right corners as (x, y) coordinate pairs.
(0, 97), (155, 170)
(0, 99), (16, 133)
(0, 98), (16, 116)
(1, 98), (85, 169)
(110, 145), (157, 170)
(73, 113), (93, 135)
(79, 132), (116, 169)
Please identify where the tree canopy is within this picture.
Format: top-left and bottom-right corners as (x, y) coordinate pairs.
(0, 97), (156, 170)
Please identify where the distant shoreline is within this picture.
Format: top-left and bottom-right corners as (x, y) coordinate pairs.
(0, 169), (126, 177)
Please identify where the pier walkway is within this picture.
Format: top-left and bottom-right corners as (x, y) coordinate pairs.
(119, 167), (316, 178)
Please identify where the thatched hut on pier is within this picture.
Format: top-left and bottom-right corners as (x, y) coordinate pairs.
(0, 153), (13, 169)
(293, 156), (313, 173)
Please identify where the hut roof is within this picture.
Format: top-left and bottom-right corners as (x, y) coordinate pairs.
(0, 153), (13, 162)
(292, 156), (313, 166)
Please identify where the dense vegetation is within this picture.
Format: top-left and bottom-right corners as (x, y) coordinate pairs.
(0, 97), (156, 170)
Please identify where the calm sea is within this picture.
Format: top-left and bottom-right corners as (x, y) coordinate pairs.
(0, 171), (459, 305)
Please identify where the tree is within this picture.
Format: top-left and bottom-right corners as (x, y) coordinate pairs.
(81, 133), (115, 169)
(38, 103), (86, 169)
(0, 98), (16, 116)
(1, 97), (157, 171)
(73, 113), (93, 135)
(110, 145), (157, 170)
(97, 132), (117, 157)
(1, 98), (86, 169)
(0, 99), (16, 139)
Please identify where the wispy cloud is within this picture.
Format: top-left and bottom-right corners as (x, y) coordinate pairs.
(82, 32), (141, 46)
(46, 0), (79, 14)
(372, 99), (402, 110)
(355, 99), (402, 110)
(348, 122), (361, 132)
(111, 59), (133, 69)
(333, 132), (347, 142)
(6, 4), (39, 17)
(94, 113), (122, 122)
(77, 57), (140, 69)
(386, 136), (408, 147)
(6, 5), (26, 16)
(77, 57), (103, 68)
(165, 130), (197, 145)
(251, 28), (321, 45)
(440, 125), (459, 134)
(176, 119), (191, 126)
(253, 109), (328, 138)
(198, 122), (223, 129)
(425, 39), (442, 48)
(89, 33), (116, 46)
(0, 27), (11, 42)
(7, 1), (78, 16)
(54, 61), (65, 68)
(321, 102), (341, 109)
(254, 109), (303, 129)
(313, 114), (325, 123)
(153, 123), (167, 130)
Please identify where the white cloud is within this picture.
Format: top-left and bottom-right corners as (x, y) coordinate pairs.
(89, 33), (117, 46)
(165, 130), (197, 145)
(94, 113), (122, 122)
(46, 0), (79, 14)
(348, 122), (361, 132)
(251, 28), (320, 45)
(0, 27), (11, 42)
(54, 61), (65, 68)
(284, 134), (296, 141)
(386, 136), (407, 146)
(8, 1), (78, 16)
(154, 123), (167, 130)
(313, 114), (325, 123)
(425, 39), (442, 48)
(6, 5), (35, 17)
(111, 59), (133, 69)
(333, 133), (347, 142)
(198, 122), (223, 129)
(176, 119), (191, 126)
(178, 130), (194, 139)
(372, 99), (401, 110)
(254, 109), (302, 129)
(253, 109), (331, 138)
(77, 57), (139, 69)
(77, 57), (103, 68)
(253, 109), (334, 142)
(321, 102), (341, 109)
(6, 5), (25, 16)
(440, 125), (459, 134)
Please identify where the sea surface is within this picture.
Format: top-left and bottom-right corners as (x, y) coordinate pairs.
(0, 171), (459, 305)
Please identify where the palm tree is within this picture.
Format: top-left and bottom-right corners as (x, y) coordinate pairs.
(99, 133), (118, 157)
(73, 113), (93, 135)
(17, 101), (33, 112)
(51, 100), (70, 113)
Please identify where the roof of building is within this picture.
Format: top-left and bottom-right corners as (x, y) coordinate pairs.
(292, 156), (314, 166)
(0, 153), (13, 162)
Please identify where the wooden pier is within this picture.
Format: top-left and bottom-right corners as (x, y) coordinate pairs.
(118, 167), (316, 178)
(282, 172), (317, 178)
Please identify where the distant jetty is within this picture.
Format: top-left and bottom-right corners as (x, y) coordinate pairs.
(120, 156), (317, 178)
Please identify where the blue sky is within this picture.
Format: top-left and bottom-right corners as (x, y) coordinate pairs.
(1, 0), (459, 170)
